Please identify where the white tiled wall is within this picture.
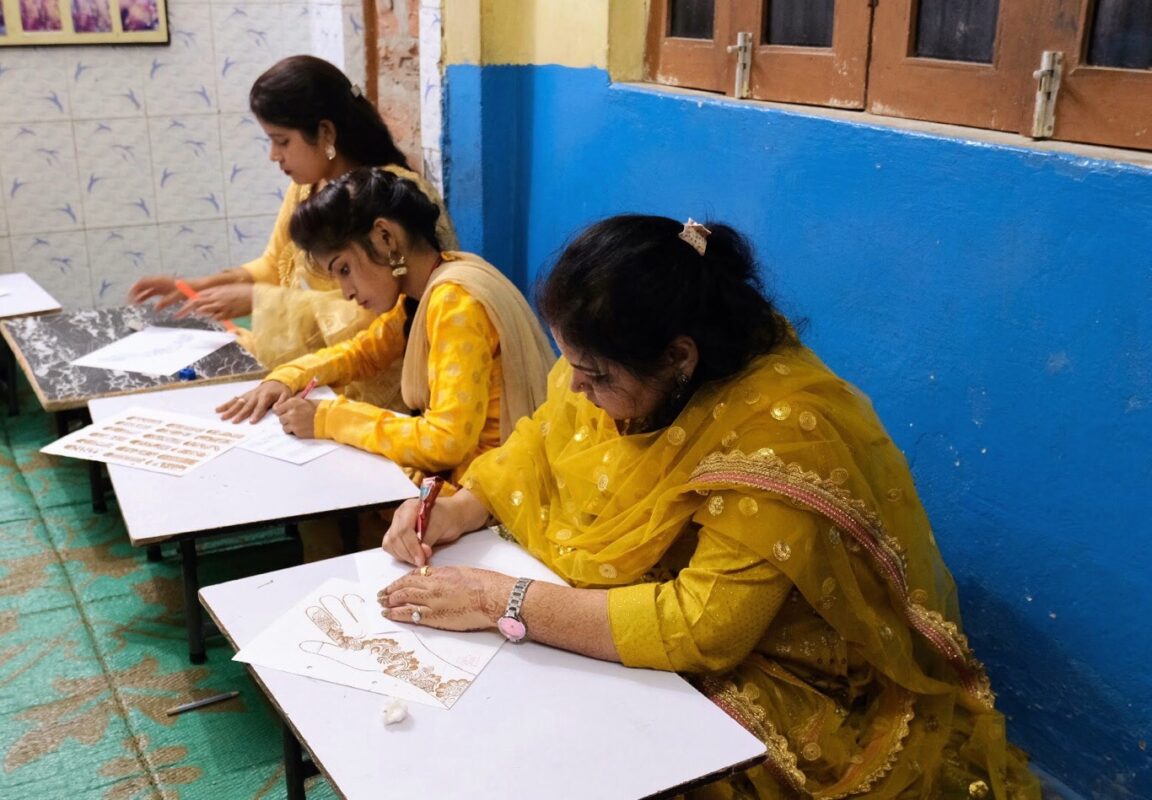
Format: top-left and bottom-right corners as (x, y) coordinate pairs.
(0, 0), (367, 309)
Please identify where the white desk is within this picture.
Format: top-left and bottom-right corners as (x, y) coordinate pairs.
(90, 380), (419, 662)
(0, 272), (61, 416)
(201, 530), (768, 800)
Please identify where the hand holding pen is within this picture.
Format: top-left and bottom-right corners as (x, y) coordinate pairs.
(274, 376), (322, 438)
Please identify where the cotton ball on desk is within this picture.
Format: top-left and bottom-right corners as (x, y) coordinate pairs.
(381, 698), (408, 725)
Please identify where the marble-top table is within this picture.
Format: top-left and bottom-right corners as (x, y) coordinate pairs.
(0, 304), (264, 413)
(2, 304), (264, 513)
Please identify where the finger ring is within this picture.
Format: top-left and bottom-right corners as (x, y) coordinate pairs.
(410, 609), (422, 625)
(419, 566), (430, 576)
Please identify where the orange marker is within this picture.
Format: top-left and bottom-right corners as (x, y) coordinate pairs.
(174, 279), (238, 333)
(299, 376), (319, 400)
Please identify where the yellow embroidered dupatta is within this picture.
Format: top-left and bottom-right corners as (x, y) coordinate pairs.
(464, 346), (1038, 799)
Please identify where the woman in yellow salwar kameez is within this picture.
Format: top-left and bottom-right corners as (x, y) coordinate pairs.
(218, 168), (554, 488)
(377, 216), (1041, 799)
(128, 55), (456, 410)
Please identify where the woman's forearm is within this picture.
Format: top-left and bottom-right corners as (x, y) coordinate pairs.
(190, 267), (254, 290)
(516, 581), (620, 663)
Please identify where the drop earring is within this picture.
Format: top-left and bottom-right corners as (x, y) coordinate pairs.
(670, 370), (690, 405)
(389, 250), (408, 278)
(324, 144), (336, 160)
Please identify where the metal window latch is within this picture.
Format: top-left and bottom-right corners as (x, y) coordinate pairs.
(727, 31), (752, 99)
(1031, 50), (1064, 139)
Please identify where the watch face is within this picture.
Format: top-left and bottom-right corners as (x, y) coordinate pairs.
(497, 616), (526, 642)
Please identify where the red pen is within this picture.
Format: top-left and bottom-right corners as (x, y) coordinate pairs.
(299, 376), (319, 400)
(415, 477), (444, 544)
(174, 279), (239, 333)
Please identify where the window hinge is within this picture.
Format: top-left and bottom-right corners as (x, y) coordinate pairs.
(727, 31), (753, 99)
(1031, 50), (1064, 139)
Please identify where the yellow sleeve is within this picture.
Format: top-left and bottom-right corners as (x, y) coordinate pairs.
(313, 283), (500, 474)
(607, 491), (810, 673)
(265, 297), (408, 392)
(239, 184), (299, 285)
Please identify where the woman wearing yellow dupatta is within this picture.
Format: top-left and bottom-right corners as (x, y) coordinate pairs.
(128, 56), (457, 410)
(377, 215), (1040, 799)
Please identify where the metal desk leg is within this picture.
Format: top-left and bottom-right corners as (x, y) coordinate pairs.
(3, 342), (17, 417)
(283, 722), (319, 800)
(180, 539), (206, 664)
(89, 462), (107, 514)
(146, 544), (163, 561)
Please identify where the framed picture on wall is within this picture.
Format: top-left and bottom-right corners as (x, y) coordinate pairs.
(0, 0), (168, 46)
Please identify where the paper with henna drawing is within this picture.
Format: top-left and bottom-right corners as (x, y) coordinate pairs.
(233, 577), (503, 709)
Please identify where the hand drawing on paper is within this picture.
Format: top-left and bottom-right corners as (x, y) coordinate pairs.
(234, 577), (506, 709)
(298, 593), (473, 707)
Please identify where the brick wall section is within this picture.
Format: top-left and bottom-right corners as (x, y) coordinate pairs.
(376, 0), (423, 172)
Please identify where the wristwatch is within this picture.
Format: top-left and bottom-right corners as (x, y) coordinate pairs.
(496, 577), (534, 643)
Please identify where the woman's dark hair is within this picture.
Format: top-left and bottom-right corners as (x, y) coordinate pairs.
(290, 167), (442, 272)
(538, 215), (789, 388)
(250, 55), (408, 170)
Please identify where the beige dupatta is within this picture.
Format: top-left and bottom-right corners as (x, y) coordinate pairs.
(400, 253), (555, 439)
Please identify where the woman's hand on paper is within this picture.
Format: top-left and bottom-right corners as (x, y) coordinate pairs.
(216, 380), (292, 423)
(378, 566), (514, 632)
(174, 282), (253, 321)
(275, 397), (320, 438)
(127, 275), (181, 309)
(382, 490), (491, 567)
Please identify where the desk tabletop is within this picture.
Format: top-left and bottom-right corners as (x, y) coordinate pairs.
(0, 272), (62, 319)
(200, 530), (767, 800)
(90, 380), (418, 544)
(1, 305), (264, 412)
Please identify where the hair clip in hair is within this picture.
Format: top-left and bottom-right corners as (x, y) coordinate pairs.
(678, 218), (711, 256)
(350, 83), (363, 99)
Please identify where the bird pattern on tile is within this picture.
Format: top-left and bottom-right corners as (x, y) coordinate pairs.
(0, 122), (85, 235)
(77, 119), (158, 229)
(158, 219), (231, 280)
(219, 113), (283, 219)
(148, 114), (226, 224)
(10, 232), (93, 309)
(67, 50), (148, 121)
(86, 225), (163, 308)
(228, 214), (276, 266)
(213, 4), (282, 114)
(144, 4), (218, 116)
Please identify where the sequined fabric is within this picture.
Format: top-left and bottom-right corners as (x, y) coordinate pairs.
(464, 347), (1039, 799)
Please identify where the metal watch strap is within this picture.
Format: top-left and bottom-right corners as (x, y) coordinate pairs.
(505, 577), (533, 619)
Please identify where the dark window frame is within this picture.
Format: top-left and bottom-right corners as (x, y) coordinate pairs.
(644, 0), (1152, 153)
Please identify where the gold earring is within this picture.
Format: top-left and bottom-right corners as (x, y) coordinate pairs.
(389, 250), (407, 277)
(325, 144), (336, 160)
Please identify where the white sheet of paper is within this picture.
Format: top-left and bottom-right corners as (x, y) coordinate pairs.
(238, 530), (564, 709)
(235, 577), (500, 709)
(0, 273), (60, 316)
(70, 326), (236, 376)
(41, 406), (249, 476)
(235, 386), (339, 465)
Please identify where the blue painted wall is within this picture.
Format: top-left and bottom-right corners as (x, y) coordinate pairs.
(444, 63), (1152, 797)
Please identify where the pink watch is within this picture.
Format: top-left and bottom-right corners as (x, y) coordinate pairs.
(496, 577), (533, 643)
